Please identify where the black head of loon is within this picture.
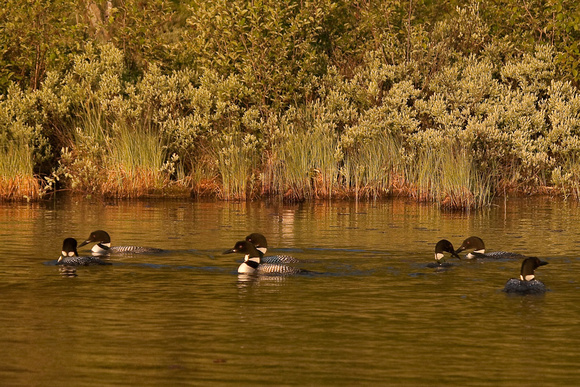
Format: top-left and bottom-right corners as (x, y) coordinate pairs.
(224, 240), (263, 273)
(60, 237), (79, 258)
(519, 256), (548, 281)
(434, 239), (461, 262)
(245, 233), (268, 254)
(57, 238), (110, 266)
(224, 240), (263, 261)
(455, 236), (485, 257)
(503, 257), (548, 294)
(78, 230), (112, 250)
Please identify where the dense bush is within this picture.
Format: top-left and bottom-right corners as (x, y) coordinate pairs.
(1, 1), (580, 207)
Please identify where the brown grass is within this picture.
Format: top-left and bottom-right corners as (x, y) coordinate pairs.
(0, 175), (42, 201)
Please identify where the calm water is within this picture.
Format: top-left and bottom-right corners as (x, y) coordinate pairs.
(1, 197), (579, 386)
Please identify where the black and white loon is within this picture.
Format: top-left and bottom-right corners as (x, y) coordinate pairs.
(245, 233), (300, 263)
(57, 238), (111, 266)
(78, 230), (163, 255)
(223, 240), (302, 275)
(427, 239), (461, 268)
(503, 257), (549, 294)
(455, 236), (525, 259)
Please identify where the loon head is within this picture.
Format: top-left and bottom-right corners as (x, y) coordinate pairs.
(224, 241), (265, 274)
(245, 233), (268, 255)
(78, 230), (111, 248)
(519, 257), (548, 281)
(223, 241), (263, 261)
(455, 236), (485, 257)
(58, 238), (79, 262)
(434, 239), (461, 262)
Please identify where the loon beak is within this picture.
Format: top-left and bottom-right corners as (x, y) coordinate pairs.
(78, 239), (91, 248)
(539, 260), (549, 266)
(455, 246), (466, 255)
(223, 248), (237, 254)
(451, 250), (461, 260)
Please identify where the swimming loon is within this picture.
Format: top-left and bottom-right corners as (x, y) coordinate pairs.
(57, 238), (112, 266)
(503, 257), (549, 294)
(245, 233), (300, 263)
(78, 230), (163, 255)
(223, 240), (302, 275)
(455, 236), (525, 259)
(427, 239), (461, 268)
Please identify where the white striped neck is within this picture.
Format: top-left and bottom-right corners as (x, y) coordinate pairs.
(466, 249), (485, 259)
(238, 259), (260, 274)
(91, 243), (111, 254)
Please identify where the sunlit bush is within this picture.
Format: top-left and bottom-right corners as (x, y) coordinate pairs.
(2, 2), (580, 206)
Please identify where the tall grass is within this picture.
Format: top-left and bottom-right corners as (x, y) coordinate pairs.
(215, 134), (259, 200)
(263, 125), (338, 201)
(552, 159), (580, 200)
(342, 131), (401, 200)
(63, 104), (169, 198)
(402, 146), (492, 210)
(0, 139), (41, 201)
(438, 149), (492, 209)
(104, 120), (167, 197)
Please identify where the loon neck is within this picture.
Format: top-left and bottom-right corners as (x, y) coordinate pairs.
(92, 243), (111, 253)
(466, 249), (485, 259)
(247, 256), (261, 264)
(244, 254), (262, 263)
(238, 259), (260, 274)
(520, 274), (535, 281)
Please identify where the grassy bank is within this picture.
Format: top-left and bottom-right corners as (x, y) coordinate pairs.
(2, 2), (580, 208)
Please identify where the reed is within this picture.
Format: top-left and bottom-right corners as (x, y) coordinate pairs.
(342, 131), (401, 200)
(0, 138), (41, 201)
(401, 147), (438, 202)
(215, 134), (259, 200)
(401, 145), (492, 209)
(551, 160), (580, 200)
(64, 102), (169, 198)
(438, 149), (492, 210)
(103, 121), (167, 197)
(263, 125), (338, 201)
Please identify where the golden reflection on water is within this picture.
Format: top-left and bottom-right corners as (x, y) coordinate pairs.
(0, 197), (579, 385)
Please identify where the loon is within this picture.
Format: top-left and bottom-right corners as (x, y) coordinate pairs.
(503, 257), (549, 294)
(57, 238), (112, 266)
(245, 233), (300, 263)
(427, 239), (461, 268)
(223, 240), (302, 275)
(78, 230), (163, 255)
(455, 236), (525, 259)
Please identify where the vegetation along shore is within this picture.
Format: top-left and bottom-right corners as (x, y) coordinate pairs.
(2, 1), (580, 209)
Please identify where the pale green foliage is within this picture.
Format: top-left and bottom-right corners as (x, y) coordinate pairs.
(3, 2), (580, 205)
(0, 84), (51, 174)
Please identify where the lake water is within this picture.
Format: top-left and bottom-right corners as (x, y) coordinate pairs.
(1, 197), (579, 386)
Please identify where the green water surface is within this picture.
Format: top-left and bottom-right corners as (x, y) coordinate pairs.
(0, 198), (579, 386)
